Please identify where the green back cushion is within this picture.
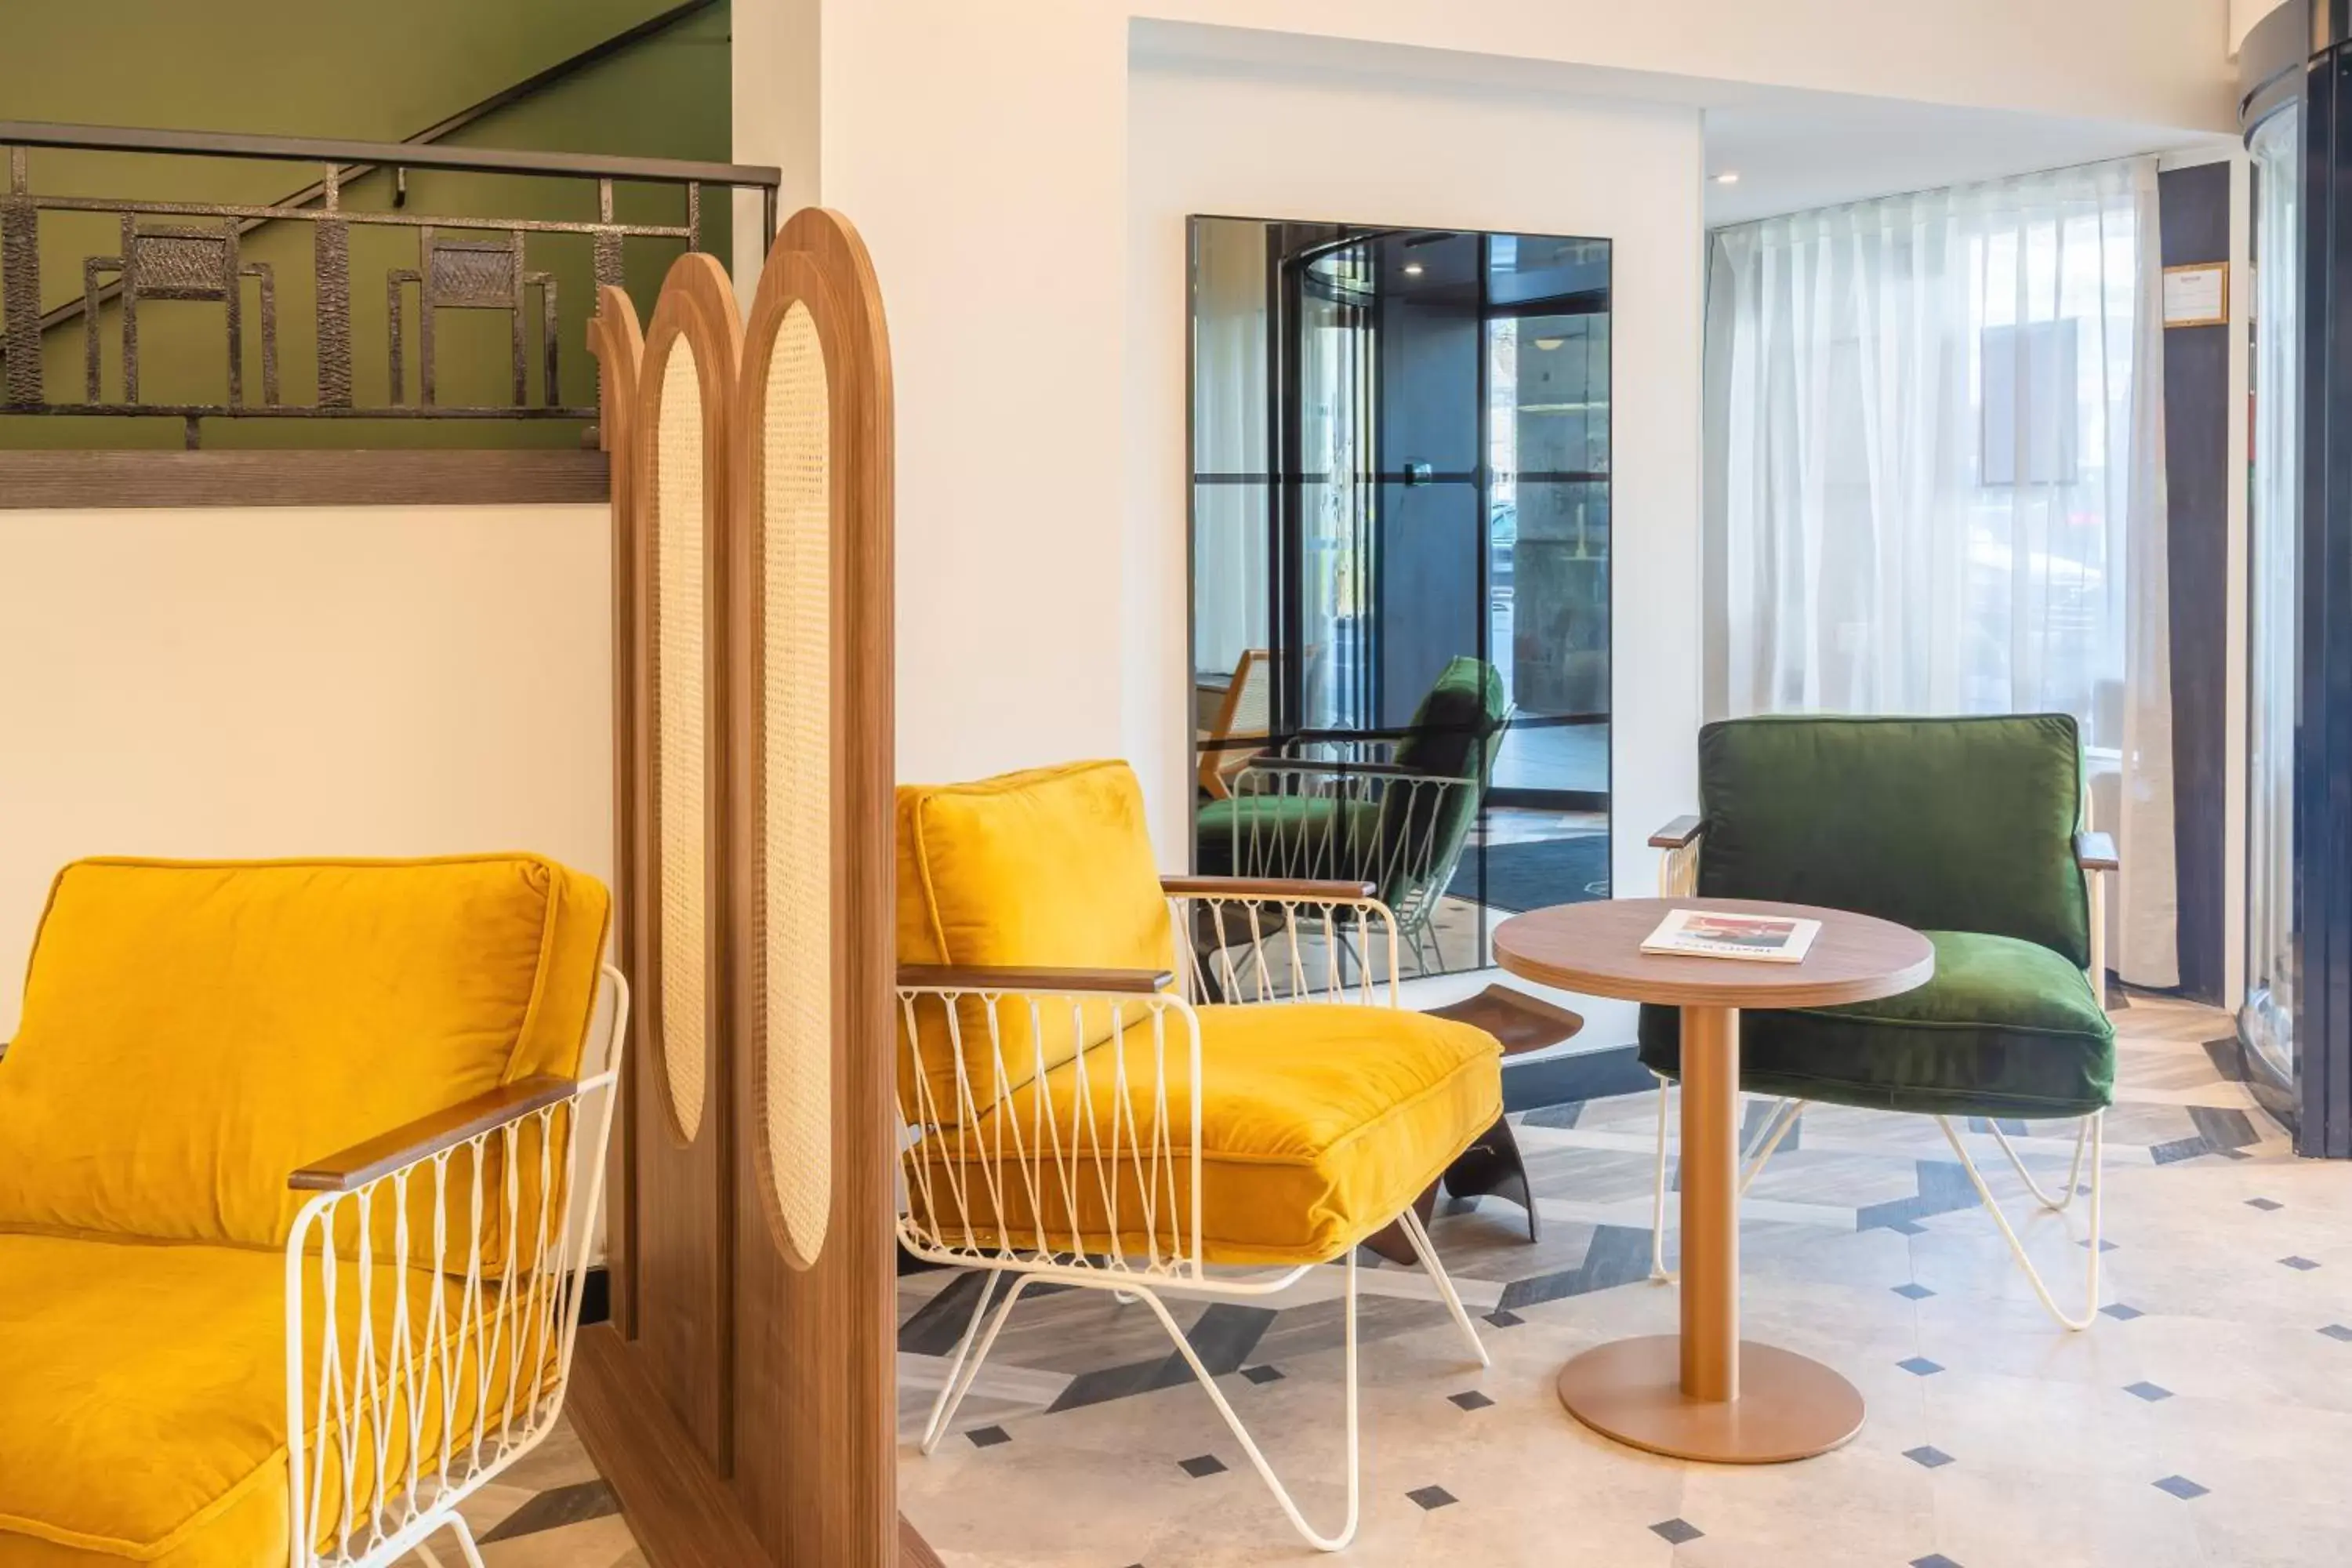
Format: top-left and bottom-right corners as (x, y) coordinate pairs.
(1695, 713), (2090, 967)
(1392, 656), (1508, 780)
(1380, 658), (1506, 899)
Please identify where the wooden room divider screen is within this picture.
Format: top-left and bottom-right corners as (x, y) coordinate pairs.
(575, 209), (931, 1568)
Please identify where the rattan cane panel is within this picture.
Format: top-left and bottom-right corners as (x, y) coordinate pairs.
(654, 341), (710, 1144)
(760, 300), (833, 1267)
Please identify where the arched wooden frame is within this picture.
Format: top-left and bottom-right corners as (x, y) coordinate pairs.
(586, 284), (645, 1339)
(726, 208), (898, 1563)
(630, 250), (742, 1465)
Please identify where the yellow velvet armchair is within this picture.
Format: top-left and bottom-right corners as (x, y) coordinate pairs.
(0, 855), (626, 1568)
(894, 760), (1504, 1553)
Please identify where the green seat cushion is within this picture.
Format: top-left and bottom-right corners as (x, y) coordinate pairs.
(1636, 931), (2114, 1119)
(1196, 795), (1385, 881)
(1695, 713), (2092, 968)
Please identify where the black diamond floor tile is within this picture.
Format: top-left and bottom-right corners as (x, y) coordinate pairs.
(2100, 1303), (2146, 1322)
(1650, 1518), (1703, 1544)
(2319, 1323), (2352, 1342)
(1448, 1389), (1495, 1410)
(2246, 1196), (2285, 1211)
(2125, 1381), (2173, 1402)
(967, 1425), (1013, 1448)
(1892, 1282), (1936, 1301)
(2154, 1475), (2210, 1500)
(1178, 1454), (1228, 1478)
(1240, 1364), (1284, 1385)
(1897, 1356), (1944, 1377)
(1903, 1445), (1955, 1468)
(1407, 1485), (1457, 1511)
(2281, 1255), (2321, 1270)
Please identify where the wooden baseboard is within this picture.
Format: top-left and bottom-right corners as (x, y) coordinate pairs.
(571, 1324), (942, 1568)
(0, 448), (610, 509)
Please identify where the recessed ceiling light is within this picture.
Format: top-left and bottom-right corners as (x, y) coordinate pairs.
(1534, 337), (1564, 351)
(1713, 171), (1741, 185)
(1403, 262), (1425, 276)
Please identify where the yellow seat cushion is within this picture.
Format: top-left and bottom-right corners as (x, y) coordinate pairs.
(897, 761), (1176, 1120)
(909, 1002), (1502, 1266)
(0, 1232), (535, 1568)
(0, 855), (610, 1253)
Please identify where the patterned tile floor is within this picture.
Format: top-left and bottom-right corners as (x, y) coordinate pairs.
(499, 990), (2352, 1566)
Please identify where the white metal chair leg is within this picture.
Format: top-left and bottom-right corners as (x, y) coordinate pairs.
(1134, 1252), (1361, 1552)
(1936, 1112), (2105, 1330)
(920, 1272), (1035, 1454)
(1985, 1118), (2091, 1212)
(919, 1269), (1004, 1451)
(412, 1515), (487, 1568)
(1650, 1073), (1675, 1280)
(1395, 1206), (1489, 1367)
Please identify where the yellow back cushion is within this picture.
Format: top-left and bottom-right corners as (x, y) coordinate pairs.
(0, 855), (611, 1250)
(896, 760), (1174, 1122)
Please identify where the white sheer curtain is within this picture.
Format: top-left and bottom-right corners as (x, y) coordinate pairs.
(1704, 158), (2178, 986)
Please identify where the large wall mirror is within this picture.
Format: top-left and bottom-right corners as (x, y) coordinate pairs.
(1188, 218), (1611, 978)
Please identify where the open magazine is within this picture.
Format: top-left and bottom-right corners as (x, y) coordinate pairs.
(1640, 907), (1821, 964)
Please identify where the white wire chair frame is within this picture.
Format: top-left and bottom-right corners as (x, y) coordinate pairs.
(896, 890), (1490, 1553)
(281, 964), (630, 1568)
(1218, 739), (1488, 975)
(1646, 833), (2111, 1330)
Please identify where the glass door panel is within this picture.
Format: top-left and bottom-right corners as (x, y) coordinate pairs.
(2245, 103), (2302, 1089)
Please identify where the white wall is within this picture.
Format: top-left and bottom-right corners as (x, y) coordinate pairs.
(796, 1), (2228, 815)
(2234, 0), (2290, 53)
(0, 503), (613, 1037)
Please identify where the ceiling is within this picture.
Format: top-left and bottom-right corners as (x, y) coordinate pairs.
(1134, 20), (2238, 232)
(1702, 99), (2233, 227)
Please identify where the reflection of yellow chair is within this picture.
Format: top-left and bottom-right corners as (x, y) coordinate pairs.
(895, 760), (1502, 1553)
(0, 855), (626, 1568)
(1198, 647), (1274, 799)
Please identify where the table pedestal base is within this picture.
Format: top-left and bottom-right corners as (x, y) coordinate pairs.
(1555, 1336), (1864, 1464)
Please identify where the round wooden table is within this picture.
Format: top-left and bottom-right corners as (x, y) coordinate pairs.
(1492, 896), (1933, 1464)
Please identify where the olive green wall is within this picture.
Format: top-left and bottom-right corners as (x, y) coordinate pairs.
(4, 1), (733, 448)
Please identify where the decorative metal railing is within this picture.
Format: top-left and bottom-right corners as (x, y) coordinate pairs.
(0, 121), (780, 445)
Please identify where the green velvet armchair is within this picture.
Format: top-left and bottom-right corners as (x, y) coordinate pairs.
(1637, 713), (2118, 1328)
(1194, 655), (1509, 972)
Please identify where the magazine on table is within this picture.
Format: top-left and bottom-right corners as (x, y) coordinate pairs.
(1640, 907), (1821, 964)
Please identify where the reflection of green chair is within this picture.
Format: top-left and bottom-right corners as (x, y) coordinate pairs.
(1639, 714), (2118, 1328)
(1196, 656), (1508, 971)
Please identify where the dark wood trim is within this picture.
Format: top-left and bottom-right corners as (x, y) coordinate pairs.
(1425, 983), (1586, 1054)
(897, 963), (1174, 995)
(1160, 874), (1377, 900)
(289, 1076), (574, 1192)
(590, 284), (647, 1339)
(0, 448), (612, 509)
(2075, 830), (2119, 872)
(1649, 815), (1704, 849)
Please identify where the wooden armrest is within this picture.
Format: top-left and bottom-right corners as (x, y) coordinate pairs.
(1162, 875), (1378, 902)
(2075, 830), (2118, 872)
(896, 963), (1173, 995)
(1650, 815), (1704, 849)
(289, 1075), (576, 1192)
